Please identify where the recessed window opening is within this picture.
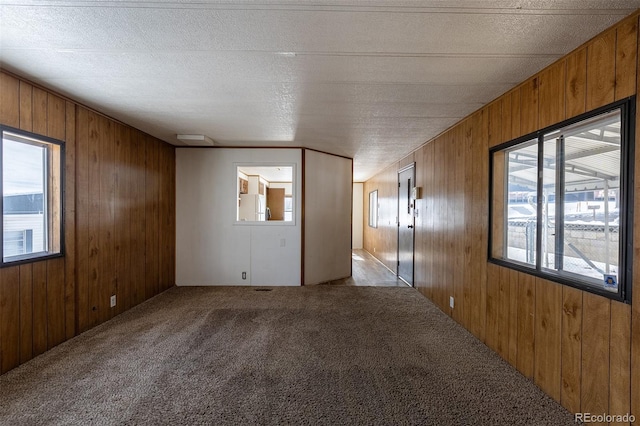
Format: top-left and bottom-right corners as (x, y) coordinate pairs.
(1, 127), (63, 266)
(236, 165), (295, 224)
(490, 99), (634, 302)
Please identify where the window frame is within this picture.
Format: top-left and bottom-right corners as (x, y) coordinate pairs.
(1, 125), (65, 267)
(488, 97), (635, 303)
(368, 190), (378, 228)
(234, 163), (296, 226)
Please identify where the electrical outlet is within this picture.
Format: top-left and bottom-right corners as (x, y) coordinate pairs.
(110, 295), (116, 308)
(280, 238), (286, 247)
(449, 296), (454, 309)
(242, 272), (247, 280)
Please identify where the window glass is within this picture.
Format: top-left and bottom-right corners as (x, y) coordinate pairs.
(368, 190), (378, 228)
(558, 111), (621, 288)
(494, 140), (538, 265)
(489, 102), (630, 301)
(2, 128), (62, 265)
(541, 133), (557, 270)
(284, 196), (293, 221)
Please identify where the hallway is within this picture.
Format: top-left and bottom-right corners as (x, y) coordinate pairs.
(323, 249), (407, 287)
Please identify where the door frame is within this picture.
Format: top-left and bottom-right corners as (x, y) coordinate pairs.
(397, 163), (416, 286)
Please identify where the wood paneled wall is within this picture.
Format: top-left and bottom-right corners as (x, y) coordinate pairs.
(364, 11), (639, 423)
(0, 70), (175, 374)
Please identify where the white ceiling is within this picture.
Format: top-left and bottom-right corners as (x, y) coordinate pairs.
(239, 166), (293, 182)
(2, 1), (639, 181)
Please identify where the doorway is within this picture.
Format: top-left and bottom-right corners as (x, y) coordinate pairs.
(397, 164), (415, 286)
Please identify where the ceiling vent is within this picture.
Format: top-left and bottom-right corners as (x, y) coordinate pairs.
(176, 134), (216, 146)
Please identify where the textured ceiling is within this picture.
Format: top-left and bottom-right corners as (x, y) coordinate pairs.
(2, 1), (640, 181)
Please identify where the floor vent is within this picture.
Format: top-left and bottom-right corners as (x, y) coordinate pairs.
(254, 288), (272, 292)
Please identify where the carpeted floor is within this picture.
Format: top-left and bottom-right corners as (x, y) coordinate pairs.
(0, 286), (575, 425)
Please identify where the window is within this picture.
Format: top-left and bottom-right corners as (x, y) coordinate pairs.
(490, 99), (634, 302)
(369, 190), (378, 228)
(235, 165), (295, 224)
(284, 196), (293, 221)
(1, 126), (63, 265)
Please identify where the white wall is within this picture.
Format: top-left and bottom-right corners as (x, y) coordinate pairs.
(352, 183), (363, 249)
(176, 148), (302, 286)
(304, 150), (353, 284)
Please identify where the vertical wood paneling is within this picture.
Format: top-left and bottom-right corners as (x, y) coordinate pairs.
(520, 78), (539, 135)
(615, 16), (638, 100)
(444, 135), (454, 313)
(561, 286), (583, 413)
(566, 48), (587, 119)
(507, 270), (518, 367)
(461, 119), (473, 329)
(500, 92), (512, 143)
(487, 101), (501, 148)
(19, 264), (33, 364)
(0, 73), (19, 127)
(0, 267), (20, 374)
(452, 126), (464, 324)
(425, 143), (435, 301)
(46, 259), (65, 349)
(47, 94), (65, 140)
(145, 136), (160, 299)
(114, 124), (131, 314)
(581, 293), (611, 422)
(609, 302), (631, 423)
(131, 132), (146, 306)
(397, 153), (414, 171)
(539, 61), (566, 129)
(516, 272), (535, 379)
(75, 107), (90, 333)
(534, 278), (562, 402)
(469, 110), (487, 341)
(19, 82), (33, 131)
(496, 266), (510, 360)
(32, 88), (47, 136)
(87, 111), (101, 327)
(32, 261), (47, 357)
(99, 116), (115, 322)
(584, 297), (612, 423)
(478, 110), (488, 342)
(586, 30), (616, 111)
(432, 139), (444, 309)
(510, 88), (522, 138)
(64, 101), (76, 340)
(0, 70), (176, 376)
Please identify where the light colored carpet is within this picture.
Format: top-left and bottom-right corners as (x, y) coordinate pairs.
(0, 286), (574, 425)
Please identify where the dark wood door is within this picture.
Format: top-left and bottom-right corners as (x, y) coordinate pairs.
(267, 188), (285, 220)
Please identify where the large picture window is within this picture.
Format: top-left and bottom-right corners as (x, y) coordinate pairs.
(1, 126), (63, 266)
(490, 99), (634, 302)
